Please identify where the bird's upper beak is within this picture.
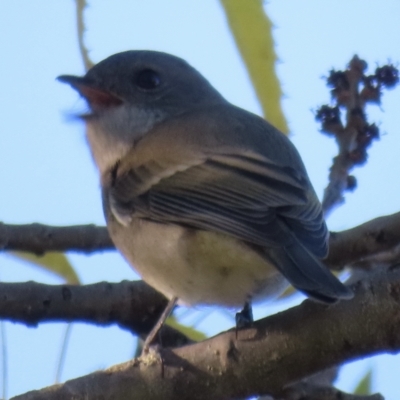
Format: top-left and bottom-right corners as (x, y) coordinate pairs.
(57, 75), (123, 109)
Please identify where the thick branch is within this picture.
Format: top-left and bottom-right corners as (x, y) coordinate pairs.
(2, 213), (400, 269)
(0, 222), (113, 254)
(326, 211), (400, 269)
(12, 267), (400, 400)
(0, 280), (190, 347)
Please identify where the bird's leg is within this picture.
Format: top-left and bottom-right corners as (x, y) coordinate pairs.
(235, 298), (253, 338)
(142, 296), (178, 354)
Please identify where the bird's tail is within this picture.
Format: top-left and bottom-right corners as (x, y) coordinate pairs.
(266, 239), (353, 303)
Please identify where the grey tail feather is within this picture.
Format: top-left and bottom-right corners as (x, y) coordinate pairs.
(267, 239), (353, 303)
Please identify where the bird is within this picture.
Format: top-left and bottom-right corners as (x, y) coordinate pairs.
(58, 50), (352, 348)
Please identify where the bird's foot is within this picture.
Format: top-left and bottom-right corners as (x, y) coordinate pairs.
(235, 299), (253, 339)
(141, 296), (178, 356)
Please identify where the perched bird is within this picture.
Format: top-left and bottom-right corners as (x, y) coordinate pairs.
(58, 51), (352, 346)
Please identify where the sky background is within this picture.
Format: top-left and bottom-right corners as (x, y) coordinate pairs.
(0, 1), (399, 398)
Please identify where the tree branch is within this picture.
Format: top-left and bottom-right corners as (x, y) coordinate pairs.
(316, 57), (398, 215)
(2, 212), (400, 269)
(0, 222), (113, 254)
(326, 211), (400, 269)
(11, 267), (400, 400)
(0, 280), (191, 348)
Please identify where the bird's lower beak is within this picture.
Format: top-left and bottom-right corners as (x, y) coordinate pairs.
(57, 75), (123, 109)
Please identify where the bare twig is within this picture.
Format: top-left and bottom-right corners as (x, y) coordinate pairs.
(11, 267), (400, 400)
(316, 56), (399, 215)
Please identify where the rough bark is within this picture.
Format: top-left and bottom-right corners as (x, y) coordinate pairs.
(12, 267), (400, 400)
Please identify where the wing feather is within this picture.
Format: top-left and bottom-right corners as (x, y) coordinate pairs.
(109, 151), (325, 250)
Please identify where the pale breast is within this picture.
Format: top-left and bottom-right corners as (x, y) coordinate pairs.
(109, 218), (288, 307)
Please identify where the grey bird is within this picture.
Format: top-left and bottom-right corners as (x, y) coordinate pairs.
(58, 50), (352, 346)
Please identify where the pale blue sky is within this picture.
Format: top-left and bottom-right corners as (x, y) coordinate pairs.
(0, 1), (399, 398)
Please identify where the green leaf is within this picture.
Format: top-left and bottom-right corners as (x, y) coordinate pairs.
(75, 0), (94, 71)
(353, 369), (372, 395)
(220, 0), (288, 134)
(166, 316), (207, 342)
(276, 284), (297, 300)
(10, 251), (80, 284)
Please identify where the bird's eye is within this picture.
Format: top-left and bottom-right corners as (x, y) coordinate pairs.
(134, 69), (161, 90)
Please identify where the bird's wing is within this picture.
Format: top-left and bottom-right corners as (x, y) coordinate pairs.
(104, 105), (328, 256)
(104, 106), (352, 301)
(108, 150), (317, 250)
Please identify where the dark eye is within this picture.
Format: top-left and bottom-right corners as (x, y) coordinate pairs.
(134, 69), (161, 90)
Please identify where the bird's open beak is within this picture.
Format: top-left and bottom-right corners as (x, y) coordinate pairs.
(57, 75), (123, 109)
